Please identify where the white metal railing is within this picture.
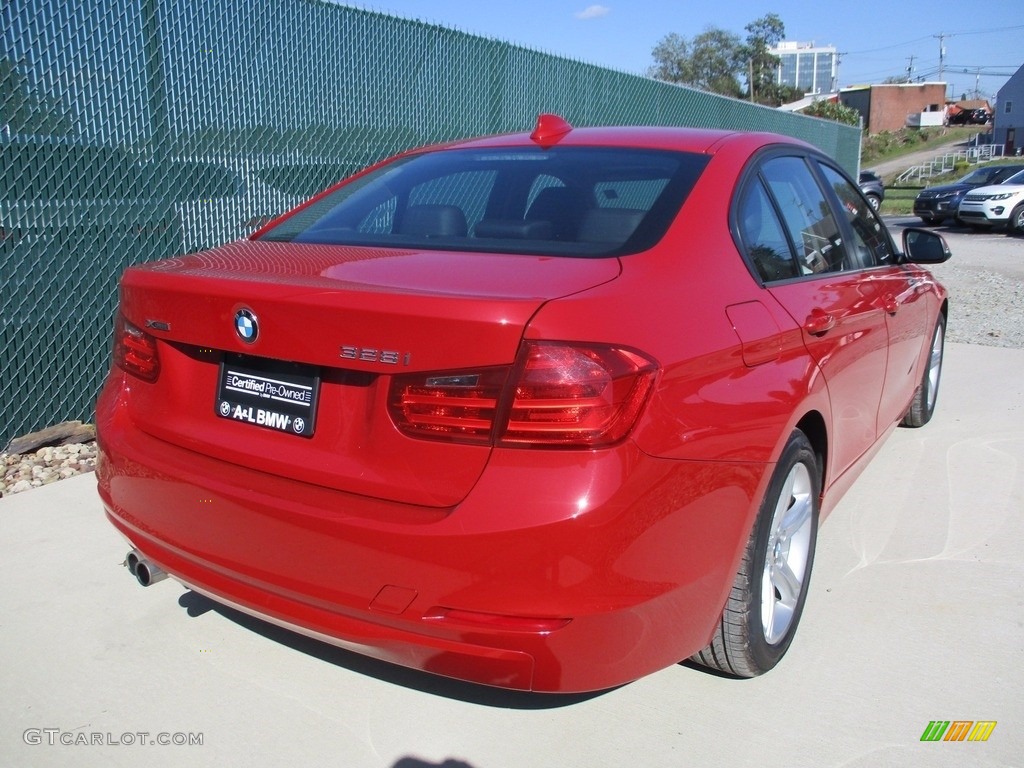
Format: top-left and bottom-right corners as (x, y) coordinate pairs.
(896, 144), (1005, 184)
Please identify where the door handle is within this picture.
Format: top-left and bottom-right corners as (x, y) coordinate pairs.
(881, 293), (899, 314)
(804, 309), (836, 336)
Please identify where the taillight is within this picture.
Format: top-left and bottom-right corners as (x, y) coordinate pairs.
(501, 342), (657, 448)
(388, 367), (510, 444)
(388, 342), (657, 448)
(112, 313), (160, 382)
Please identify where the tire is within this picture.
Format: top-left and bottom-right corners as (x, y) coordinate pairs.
(1011, 203), (1024, 234)
(901, 314), (945, 428)
(691, 430), (819, 677)
(866, 194), (881, 212)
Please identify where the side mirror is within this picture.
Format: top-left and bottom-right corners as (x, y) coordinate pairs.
(902, 228), (952, 264)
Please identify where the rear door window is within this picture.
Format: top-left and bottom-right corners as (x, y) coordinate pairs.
(760, 156), (851, 275)
(817, 163), (896, 268)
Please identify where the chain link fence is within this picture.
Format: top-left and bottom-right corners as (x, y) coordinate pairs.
(1, 0), (860, 446)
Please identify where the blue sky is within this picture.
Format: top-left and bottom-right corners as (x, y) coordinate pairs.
(339, 1), (1023, 100)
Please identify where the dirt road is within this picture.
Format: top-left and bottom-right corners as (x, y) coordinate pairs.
(866, 137), (973, 178)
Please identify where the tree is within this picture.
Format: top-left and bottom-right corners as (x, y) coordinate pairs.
(689, 28), (744, 97)
(649, 26), (743, 96)
(649, 33), (691, 84)
(802, 98), (861, 127)
(648, 14), (792, 103)
(742, 13), (785, 104)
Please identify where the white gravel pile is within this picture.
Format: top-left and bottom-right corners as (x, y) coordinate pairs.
(1, 442), (98, 497)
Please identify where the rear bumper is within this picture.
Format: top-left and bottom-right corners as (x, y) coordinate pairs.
(96, 385), (769, 693)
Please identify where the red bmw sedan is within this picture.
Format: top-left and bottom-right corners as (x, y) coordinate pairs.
(96, 115), (950, 693)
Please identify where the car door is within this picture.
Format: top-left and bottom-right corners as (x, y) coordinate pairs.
(738, 154), (890, 480)
(816, 162), (933, 430)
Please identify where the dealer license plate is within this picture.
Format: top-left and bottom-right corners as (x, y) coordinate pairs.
(216, 354), (320, 438)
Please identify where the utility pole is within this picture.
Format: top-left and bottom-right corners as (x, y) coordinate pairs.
(905, 54), (916, 83)
(933, 32), (949, 83)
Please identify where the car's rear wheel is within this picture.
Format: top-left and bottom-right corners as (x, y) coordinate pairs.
(901, 314), (945, 427)
(866, 194), (881, 211)
(691, 430), (819, 677)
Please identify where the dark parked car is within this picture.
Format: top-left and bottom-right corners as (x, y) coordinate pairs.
(858, 169), (885, 211)
(913, 164), (1024, 225)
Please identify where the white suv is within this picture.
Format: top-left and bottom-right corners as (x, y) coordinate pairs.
(957, 168), (1024, 232)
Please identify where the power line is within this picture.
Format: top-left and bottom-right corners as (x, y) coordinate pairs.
(843, 24), (1024, 55)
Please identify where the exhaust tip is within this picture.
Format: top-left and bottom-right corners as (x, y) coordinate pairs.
(125, 549), (168, 587)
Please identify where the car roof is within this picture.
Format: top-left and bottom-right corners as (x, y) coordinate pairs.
(425, 122), (816, 158)
(971, 181), (1024, 193)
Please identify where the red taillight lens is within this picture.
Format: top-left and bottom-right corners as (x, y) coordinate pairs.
(388, 342), (657, 448)
(112, 313), (160, 382)
(500, 342), (657, 448)
(388, 367), (510, 444)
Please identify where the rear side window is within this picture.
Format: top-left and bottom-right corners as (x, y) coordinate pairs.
(737, 179), (799, 282)
(259, 147), (709, 257)
(760, 157), (851, 275)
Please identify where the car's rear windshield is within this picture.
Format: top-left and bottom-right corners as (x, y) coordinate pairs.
(258, 146), (710, 257)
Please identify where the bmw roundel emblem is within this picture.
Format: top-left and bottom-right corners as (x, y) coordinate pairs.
(234, 308), (258, 343)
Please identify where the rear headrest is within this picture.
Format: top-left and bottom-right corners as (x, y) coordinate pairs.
(578, 208), (645, 245)
(526, 186), (592, 240)
(475, 219), (554, 240)
(397, 205), (468, 238)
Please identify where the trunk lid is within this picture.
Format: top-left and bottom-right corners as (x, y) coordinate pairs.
(117, 241), (619, 507)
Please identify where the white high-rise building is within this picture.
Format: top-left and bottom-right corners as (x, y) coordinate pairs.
(770, 41), (838, 95)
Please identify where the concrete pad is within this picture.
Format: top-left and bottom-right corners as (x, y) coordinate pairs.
(1, 341), (1021, 767)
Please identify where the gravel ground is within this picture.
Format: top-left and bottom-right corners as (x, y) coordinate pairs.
(931, 261), (1024, 347)
(899, 217), (1024, 348)
(1, 222), (1019, 499)
(1, 442), (98, 497)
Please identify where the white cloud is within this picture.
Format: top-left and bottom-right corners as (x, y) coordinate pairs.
(575, 5), (610, 20)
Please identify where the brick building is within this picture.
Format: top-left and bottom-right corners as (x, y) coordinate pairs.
(839, 83), (948, 134)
